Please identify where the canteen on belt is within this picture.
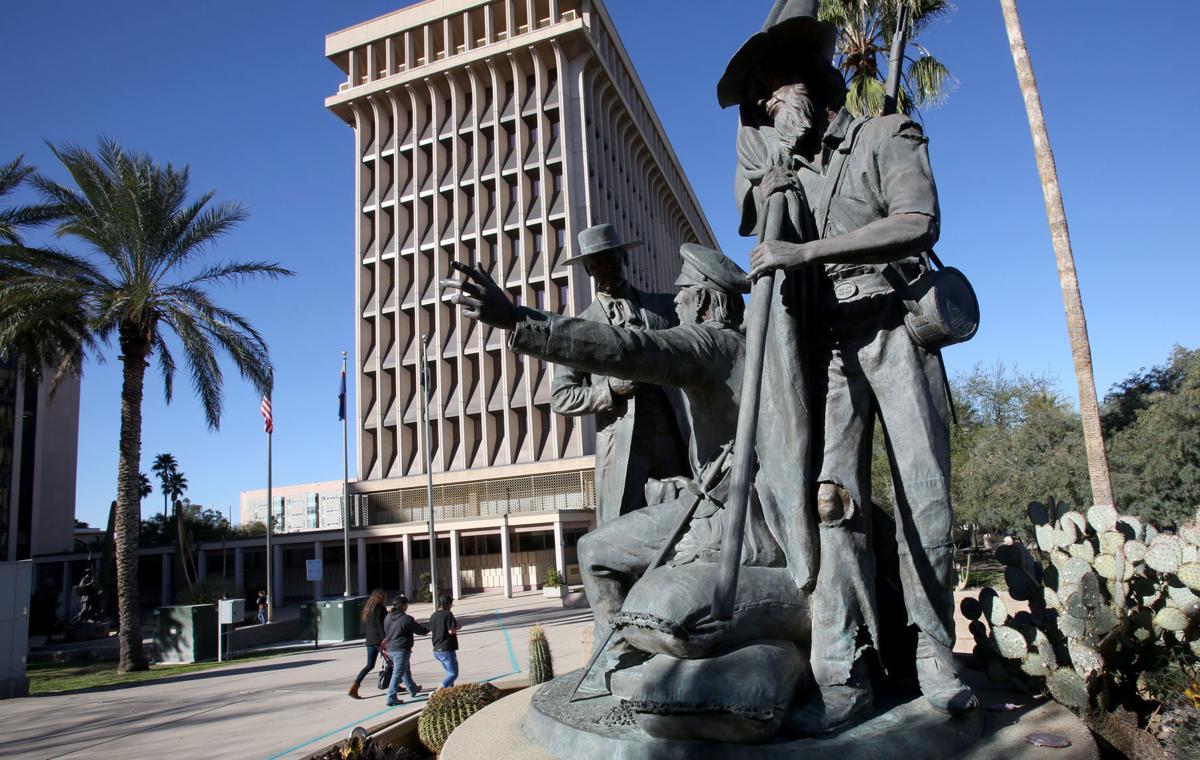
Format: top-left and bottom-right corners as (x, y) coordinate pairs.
(887, 253), (980, 351)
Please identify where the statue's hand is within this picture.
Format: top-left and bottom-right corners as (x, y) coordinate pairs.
(441, 261), (519, 329)
(749, 240), (806, 280)
(759, 166), (796, 198)
(608, 376), (638, 397)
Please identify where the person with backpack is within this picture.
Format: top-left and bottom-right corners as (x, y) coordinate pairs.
(383, 594), (428, 706)
(429, 594), (461, 689)
(348, 589), (387, 699)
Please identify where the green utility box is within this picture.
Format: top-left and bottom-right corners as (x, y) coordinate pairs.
(154, 604), (217, 663)
(300, 596), (368, 642)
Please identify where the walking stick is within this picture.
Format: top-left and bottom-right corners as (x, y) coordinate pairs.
(710, 192), (787, 621)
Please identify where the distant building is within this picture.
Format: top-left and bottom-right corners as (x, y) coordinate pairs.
(0, 360), (79, 561)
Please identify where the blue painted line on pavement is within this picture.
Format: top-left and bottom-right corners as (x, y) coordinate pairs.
(494, 608), (521, 674)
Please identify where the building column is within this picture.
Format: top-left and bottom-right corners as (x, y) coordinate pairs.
(500, 519), (512, 598)
(272, 544), (284, 607)
(197, 547), (207, 581)
(234, 546), (245, 590)
(449, 529), (462, 600)
(402, 534), (413, 598)
(59, 561), (72, 620)
(553, 519), (566, 578)
(160, 552), (172, 607)
(312, 541), (324, 599)
(356, 537), (368, 596)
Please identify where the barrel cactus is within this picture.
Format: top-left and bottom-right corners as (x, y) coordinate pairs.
(965, 499), (1200, 723)
(416, 682), (501, 753)
(529, 624), (554, 685)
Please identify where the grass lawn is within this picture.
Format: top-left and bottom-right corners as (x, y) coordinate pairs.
(28, 649), (290, 695)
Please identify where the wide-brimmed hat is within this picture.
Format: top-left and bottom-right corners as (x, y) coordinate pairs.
(562, 223), (643, 265)
(717, 0), (839, 109)
(675, 243), (751, 296)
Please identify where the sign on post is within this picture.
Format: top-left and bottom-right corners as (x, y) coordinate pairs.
(306, 559), (323, 582)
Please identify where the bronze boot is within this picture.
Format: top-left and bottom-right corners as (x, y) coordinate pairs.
(916, 632), (977, 715)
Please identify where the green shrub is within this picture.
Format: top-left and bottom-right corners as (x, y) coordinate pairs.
(310, 735), (425, 759)
(416, 572), (432, 603)
(417, 682), (501, 753)
(177, 577), (242, 607)
(543, 568), (562, 588)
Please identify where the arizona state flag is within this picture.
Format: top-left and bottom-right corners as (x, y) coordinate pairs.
(338, 363), (347, 421)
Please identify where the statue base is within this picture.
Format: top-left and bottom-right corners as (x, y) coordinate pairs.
(442, 668), (1099, 760)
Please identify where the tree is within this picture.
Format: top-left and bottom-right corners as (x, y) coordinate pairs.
(1108, 348), (1200, 527)
(138, 472), (153, 501)
(819, 0), (955, 117)
(151, 452), (178, 520)
(0, 156), (58, 245)
(0, 139), (292, 672)
(1101, 346), (1198, 437)
(999, 0), (1114, 509)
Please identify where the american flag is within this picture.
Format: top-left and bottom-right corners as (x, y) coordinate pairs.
(261, 395), (273, 434)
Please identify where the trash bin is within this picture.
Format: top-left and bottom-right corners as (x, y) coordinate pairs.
(300, 596), (368, 642)
(154, 604), (217, 663)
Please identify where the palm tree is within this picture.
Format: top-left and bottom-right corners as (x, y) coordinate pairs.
(0, 139), (292, 672)
(138, 472), (153, 502)
(151, 453), (179, 520)
(819, 0), (955, 117)
(0, 156), (59, 245)
(998, 0), (1114, 508)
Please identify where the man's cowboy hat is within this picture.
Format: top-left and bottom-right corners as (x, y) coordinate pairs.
(562, 223), (643, 265)
(717, 0), (839, 109)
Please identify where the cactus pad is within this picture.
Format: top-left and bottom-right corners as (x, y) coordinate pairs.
(981, 588), (1009, 627)
(1068, 639), (1103, 676)
(1048, 669), (1089, 709)
(1185, 544), (1200, 564)
(1180, 522), (1200, 547)
(1178, 562), (1200, 592)
(1021, 652), (1051, 677)
(1035, 524), (1056, 552)
(960, 596), (983, 621)
(993, 625), (1029, 659)
(1087, 504), (1118, 534)
(1116, 515), (1143, 542)
(994, 543), (1025, 567)
(1027, 500), (1049, 526)
(1060, 511), (1088, 535)
(1068, 541), (1095, 562)
(1098, 531), (1126, 555)
(1167, 584), (1200, 616)
(1058, 611), (1086, 638)
(1060, 557), (1091, 587)
(1154, 606), (1189, 632)
(1124, 540), (1147, 563)
(1146, 534), (1184, 574)
(1005, 567), (1038, 602)
(1092, 553), (1133, 582)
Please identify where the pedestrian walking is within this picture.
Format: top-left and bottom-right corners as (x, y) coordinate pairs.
(429, 594), (461, 689)
(348, 589), (387, 699)
(256, 590), (268, 625)
(383, 594), (428, 706)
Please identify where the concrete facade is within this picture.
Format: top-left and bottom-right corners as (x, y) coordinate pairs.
(0, 360), (80, 562)
(323, 0), (717, 508)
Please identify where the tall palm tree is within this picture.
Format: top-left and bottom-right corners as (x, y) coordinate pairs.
(0, 156), (60, 245)
(164, 471), (195, 588)
(819, 0), (955, 117)
(151, 452), (178, 520)
(998, 0), (1114, 508)
(0, 139), (292, 672)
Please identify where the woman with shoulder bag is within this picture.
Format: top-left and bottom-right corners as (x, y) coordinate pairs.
(348, 589), (388, 699)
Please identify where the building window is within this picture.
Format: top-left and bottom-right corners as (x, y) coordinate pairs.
(558, 283), (569, 313)
(533, 231), (543, 253)
(307, 493), (319, 529)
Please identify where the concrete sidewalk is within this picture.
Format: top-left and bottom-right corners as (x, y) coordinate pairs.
(0, 591), (591, 760)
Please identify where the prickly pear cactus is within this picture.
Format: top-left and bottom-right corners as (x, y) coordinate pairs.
(965, 499), (1200, 714)
(417, 682), (502, 753)
(529, 624), (554, 685)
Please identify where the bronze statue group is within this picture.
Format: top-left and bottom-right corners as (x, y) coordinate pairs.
(442, 0), (980, 744)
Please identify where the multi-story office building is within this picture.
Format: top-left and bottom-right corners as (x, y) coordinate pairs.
(45, 0), (714, 609)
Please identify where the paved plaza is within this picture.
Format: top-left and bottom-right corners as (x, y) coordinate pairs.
(0, 591), (591, 760)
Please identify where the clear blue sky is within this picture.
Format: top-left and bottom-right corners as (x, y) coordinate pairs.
(2, 2), (1196, 529)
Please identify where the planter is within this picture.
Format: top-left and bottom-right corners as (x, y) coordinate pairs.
(542, 585), (565, 599)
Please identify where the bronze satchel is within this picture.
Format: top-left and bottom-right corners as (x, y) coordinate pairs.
(885, 252), (980, 351)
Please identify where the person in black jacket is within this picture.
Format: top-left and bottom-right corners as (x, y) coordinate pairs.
(348, 589), (387, 699)
(383, 595), (429, 706)
(429, 594), (461, 689)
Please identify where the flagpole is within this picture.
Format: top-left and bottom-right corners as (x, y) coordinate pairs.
(421, 334), (438, 601)
(265, 415), (274, 623)
(341, 351), (352, 597)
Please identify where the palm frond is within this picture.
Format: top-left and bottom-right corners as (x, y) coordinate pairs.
(905, 54), (955, 110)
(178, 260), (295, 289)
(846, 72), (886, 117)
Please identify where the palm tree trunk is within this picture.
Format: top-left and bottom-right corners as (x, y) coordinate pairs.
(999, 0), (1115, 508)
(115, 331), (150, 672)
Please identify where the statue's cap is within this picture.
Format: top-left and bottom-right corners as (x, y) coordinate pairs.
(676, 244), (751, 295)
(717, 0), (839, 108)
